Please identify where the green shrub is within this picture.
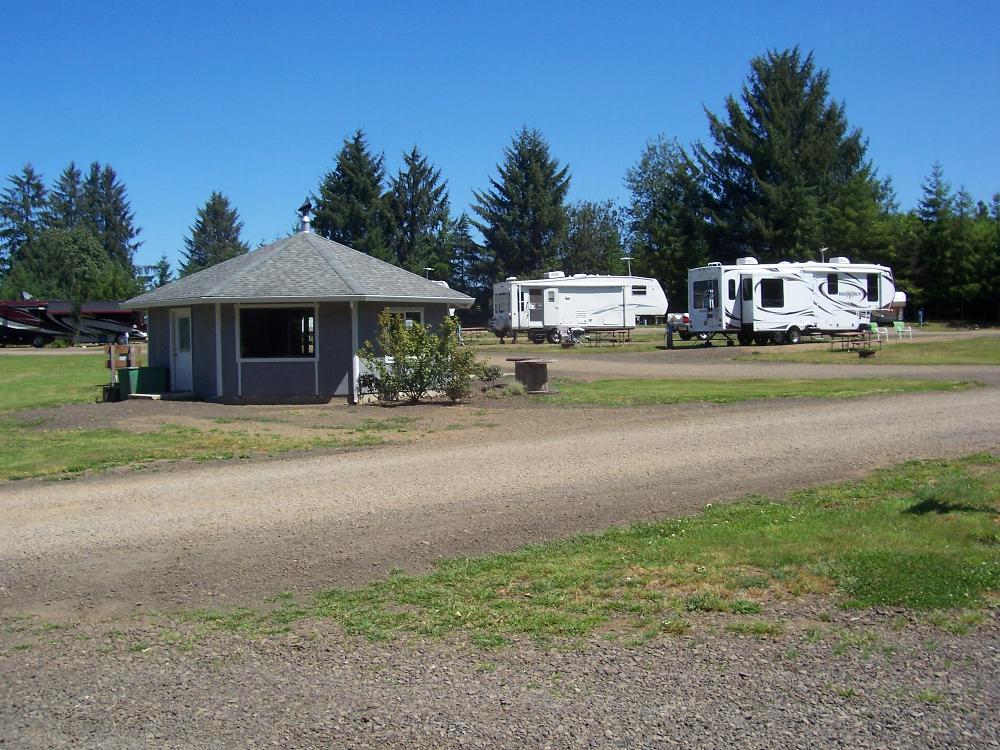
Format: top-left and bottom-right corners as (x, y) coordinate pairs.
(359, 312), (490, 404)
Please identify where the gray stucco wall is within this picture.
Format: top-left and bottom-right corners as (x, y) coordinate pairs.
(147, 308), (170, 370)
(191, 304), (217, 399)
(318, 302), (352, 396)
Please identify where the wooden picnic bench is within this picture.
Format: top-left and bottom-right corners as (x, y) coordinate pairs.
(829, 331), (881, 355)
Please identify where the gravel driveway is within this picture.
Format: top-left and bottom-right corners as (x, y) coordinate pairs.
(1, 351), (998, 748)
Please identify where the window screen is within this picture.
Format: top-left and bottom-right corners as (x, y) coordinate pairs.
(760, 279), (784, 308)
(827, 274), (839, 294)
(867, 274), (879, 304)
(240, 308), (315, 358)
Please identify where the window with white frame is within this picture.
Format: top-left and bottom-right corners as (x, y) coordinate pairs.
(386, 308), (424, 328)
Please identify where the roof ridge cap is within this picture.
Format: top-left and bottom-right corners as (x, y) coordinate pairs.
(312, 236), (364, 294)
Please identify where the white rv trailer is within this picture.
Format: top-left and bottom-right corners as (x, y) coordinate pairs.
(687, 256), (895, 345)
(489, 272), (668, 343)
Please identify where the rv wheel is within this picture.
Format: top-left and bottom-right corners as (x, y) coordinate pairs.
(546, 328), (562, 344)
(785, 327), (801, 345)
(696, 332), (710, 341)
(753, 333), (769, 346)
(737, 332), (753, 346)
(678, 331), (693, 341)
(31, 335), (47, 349)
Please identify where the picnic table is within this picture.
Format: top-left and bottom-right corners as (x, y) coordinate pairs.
(828, 331), (881, 356)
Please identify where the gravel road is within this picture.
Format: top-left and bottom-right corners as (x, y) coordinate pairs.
(1, 351), (998, 748)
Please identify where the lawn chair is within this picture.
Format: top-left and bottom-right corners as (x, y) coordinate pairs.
(892, 320), (913, 341)
(869, 322), (888, 342)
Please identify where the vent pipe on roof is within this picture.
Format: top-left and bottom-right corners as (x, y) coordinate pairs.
(298, 199), (313, 233)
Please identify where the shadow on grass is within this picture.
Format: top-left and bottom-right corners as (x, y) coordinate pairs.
(905, 498), (995, 515)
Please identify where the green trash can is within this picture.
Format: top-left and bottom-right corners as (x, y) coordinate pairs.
(118, 367), (169, 397)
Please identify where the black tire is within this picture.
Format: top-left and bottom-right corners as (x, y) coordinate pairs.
(696, 332), (710, 341)
(737, 331), (753, 346)
(31, 335), (47, 348)
(785, 327), (801, 345)
(753, 333), (769, 346)
(546, 328), (562, 344)
(116, 333), (129, 345)
(678, 331), (693, 341)
(772, 331), (786, 345)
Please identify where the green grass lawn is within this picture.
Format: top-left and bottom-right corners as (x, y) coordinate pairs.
(177, 454), (1000, 643)
(542, 377), (973, 407)
(0, 353), (110, 411)
(733, 335), (1000, 366)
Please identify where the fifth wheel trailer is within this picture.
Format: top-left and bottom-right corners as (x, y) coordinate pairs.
(687, 257), (895, 345)
(488, 272), (668, 343)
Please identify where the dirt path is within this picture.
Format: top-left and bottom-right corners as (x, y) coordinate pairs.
(2, 381), (997, 622)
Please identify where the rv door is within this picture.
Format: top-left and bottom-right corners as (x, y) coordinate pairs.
(542, 288), (560, 326)
(740, 275), (754, 332)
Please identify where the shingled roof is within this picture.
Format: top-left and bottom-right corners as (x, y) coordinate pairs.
(124, 231), (474, 309)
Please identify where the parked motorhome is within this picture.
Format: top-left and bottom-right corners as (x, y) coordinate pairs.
(488, 272), (668, 343)
(687, 257), (895, 345)
(0, 300), (146, 347)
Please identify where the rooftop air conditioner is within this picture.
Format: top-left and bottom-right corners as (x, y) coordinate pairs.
(735, 257), (758, 265)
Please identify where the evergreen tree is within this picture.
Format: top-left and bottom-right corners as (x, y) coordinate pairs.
(152, 253), (173, 288)
(625, 137), (709, 303)
(695, 47), (876, 261)
(179, 191), (249, 276)
(313, 129), (392, 261)
(472, 127), (571, 280)
(446, 213), (491, 304)
(915, 162), (954, 318)
(559, 200), (625, 276)
(0, 163), (48, 274)
(46, 162), (84, 230)
(385, 146), (451, 273)
(0, 227), (137, 303)
(81, 162), (142, 270)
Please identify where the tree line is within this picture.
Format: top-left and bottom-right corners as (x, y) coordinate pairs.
(2, 46), (996, 321)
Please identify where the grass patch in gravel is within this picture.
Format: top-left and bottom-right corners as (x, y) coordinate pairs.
(733, 335), (1000, 366)
(179, 454), (999, 643)
(541, 377), (973, 407)
(0, 422), (382, 481)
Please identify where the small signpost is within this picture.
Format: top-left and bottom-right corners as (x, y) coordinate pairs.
(103, 344), (141, 400)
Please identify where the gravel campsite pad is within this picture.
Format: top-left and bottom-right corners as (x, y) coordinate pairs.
(1, 343), (999, 748)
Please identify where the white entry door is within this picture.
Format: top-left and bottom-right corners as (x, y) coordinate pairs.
(171, 308), (193, 392)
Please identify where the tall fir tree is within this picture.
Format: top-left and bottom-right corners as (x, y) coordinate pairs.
(313, 129), (392, 261)
(179, 191), (249, 276)
(558, 201), (625, 276)
(81, 162), (142, 271)
(46, 162), (84, 230)
(385, 146), (451, 273)
(914, 162), (955, 319)
(625, 137), (709, 304)
(695, 47), (876, 261)
(446, 213), (491, 304)
(0, 163), (48, 274)
(472, 127), (571, 280)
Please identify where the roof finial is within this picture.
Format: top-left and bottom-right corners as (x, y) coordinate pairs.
(298, 199), (313, 233)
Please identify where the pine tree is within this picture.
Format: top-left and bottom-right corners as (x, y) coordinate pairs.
(180, 191), (249, 276)
(696, 47), (876, 261)
(0, 228), (109, 302)
(446, 213), (490, 299)
(915, 162), (954, 318)
(386, 146), (451, 273)
(559, 201), (625, 276)
(625, 137), (709, 303)
(313, 129), (392, 261)
(472, 127), (571, 280)
(46, 162), (84, 229)
(81, 162), (142, 271)
(0, 163), (48, 273)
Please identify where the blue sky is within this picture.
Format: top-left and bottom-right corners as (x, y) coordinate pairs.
(2, 0), (997, 270)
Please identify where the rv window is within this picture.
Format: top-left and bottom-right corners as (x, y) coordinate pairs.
(631, 285), (647, 296)
(827, 274), (839, 294)
(547, 290), (556, 302)
(742, 278), (753, 301)
(760, 279), (784, 308)
(867, 274), (879, 304)
(727, 279), (736, 300)
(692, 280), (719, 310)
